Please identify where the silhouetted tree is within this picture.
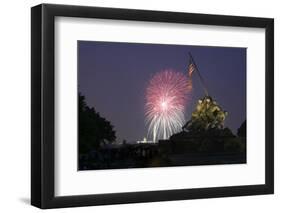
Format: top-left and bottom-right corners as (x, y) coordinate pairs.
(79, 93), (116, 154)
(237, 120), (246, 137)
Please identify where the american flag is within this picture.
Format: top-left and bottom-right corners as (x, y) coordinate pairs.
(188, 62), (195, 77)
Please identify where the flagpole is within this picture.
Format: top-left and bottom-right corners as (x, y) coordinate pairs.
(188, 52), (209, 96)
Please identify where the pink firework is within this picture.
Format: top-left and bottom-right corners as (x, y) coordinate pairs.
(145, 70), (191, 141)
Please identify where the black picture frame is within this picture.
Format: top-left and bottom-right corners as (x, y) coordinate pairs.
(31, 3), (274, 209)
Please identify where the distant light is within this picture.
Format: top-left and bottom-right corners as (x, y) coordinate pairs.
(137, 137), (155, 144)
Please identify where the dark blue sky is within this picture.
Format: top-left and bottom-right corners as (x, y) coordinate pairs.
(78, 41), (246, 143)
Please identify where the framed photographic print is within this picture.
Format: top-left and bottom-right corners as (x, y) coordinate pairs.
(31, 4), (274, 209)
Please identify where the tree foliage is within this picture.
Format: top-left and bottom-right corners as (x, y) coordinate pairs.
(237, 120), (246, 137)
(79, 93), (116, 153)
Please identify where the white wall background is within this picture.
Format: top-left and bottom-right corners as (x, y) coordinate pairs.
(0, 0), (279, 212)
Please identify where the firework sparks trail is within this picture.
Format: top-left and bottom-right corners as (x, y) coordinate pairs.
(145, 70), (192, 142)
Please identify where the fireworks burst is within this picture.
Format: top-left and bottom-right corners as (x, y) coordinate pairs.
(145, 70), (192, 141)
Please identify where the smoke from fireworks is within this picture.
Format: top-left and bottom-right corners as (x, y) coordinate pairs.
(145, 70), (192, 141)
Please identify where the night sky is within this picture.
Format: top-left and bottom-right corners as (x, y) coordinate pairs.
(78, 41), (246, 143)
